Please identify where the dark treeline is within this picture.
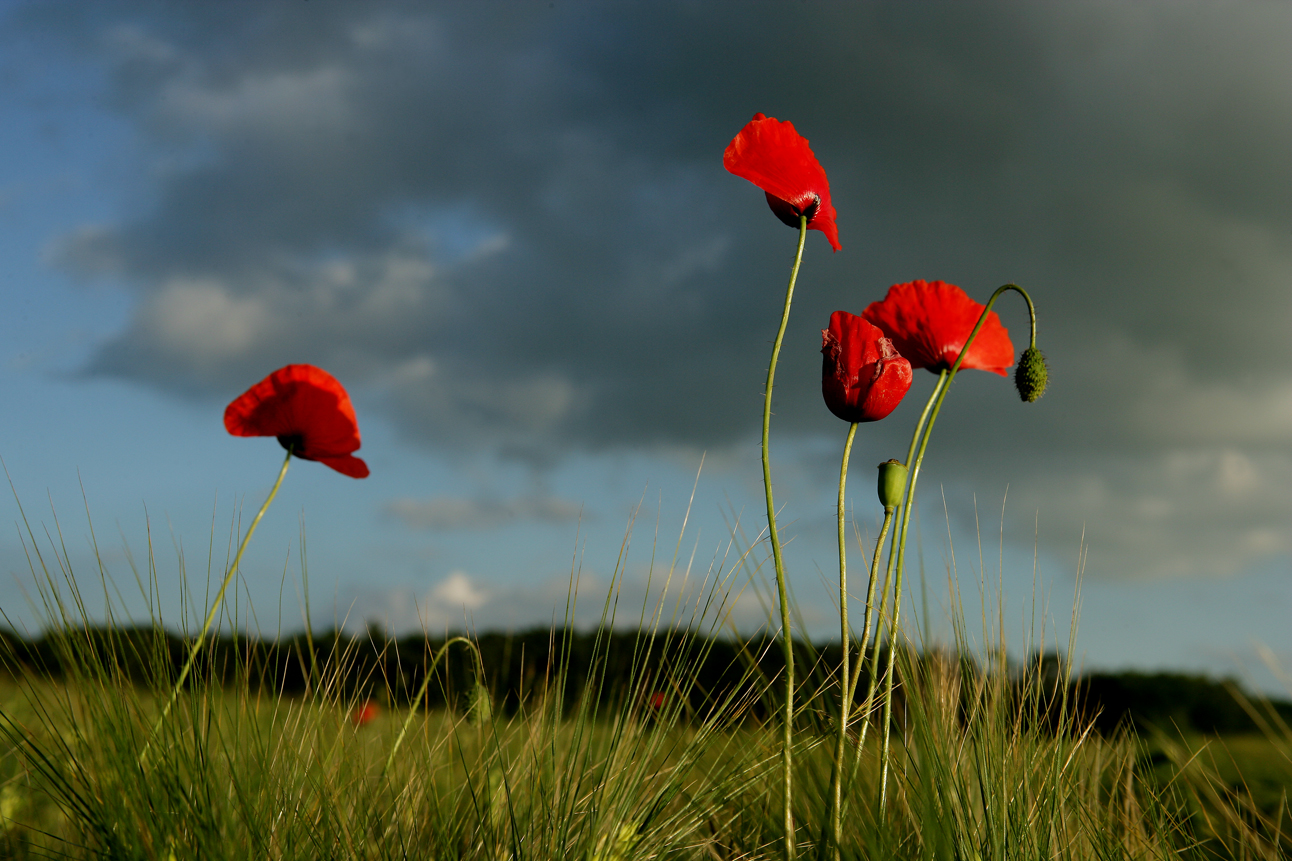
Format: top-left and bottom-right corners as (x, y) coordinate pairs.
(1, 625), (1287, 737)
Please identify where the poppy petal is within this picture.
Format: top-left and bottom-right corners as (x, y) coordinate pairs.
(224, 364), (368, 478)
(725, 113), (841, 252)
(314, 453), (370, 479)
(862, 281), (1013, 376)
(821, 311), (912, 422)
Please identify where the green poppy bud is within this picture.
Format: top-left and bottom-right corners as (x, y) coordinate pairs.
(877, 459), (908, 512)
(1014, 346), (1048, 402)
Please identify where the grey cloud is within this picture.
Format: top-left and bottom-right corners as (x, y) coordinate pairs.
(19, 0), (1292, 578)
(387, 494), (584, 531)
(933, 445), (1292, 582)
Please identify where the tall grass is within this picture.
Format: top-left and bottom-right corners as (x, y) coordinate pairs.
(1, 489), (1289, 859)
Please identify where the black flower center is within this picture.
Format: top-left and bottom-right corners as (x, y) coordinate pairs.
(766, 191), (822, 229)
(799, 193), (820, 222)
(277, 433), (305, 454)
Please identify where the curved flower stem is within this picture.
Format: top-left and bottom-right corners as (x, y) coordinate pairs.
(876, 283), (1038, 811)
(827, 421), (858, 860)
(1019, 286), (1038, 349)
(384, 635), (486, 776)
(762, 214), (808, 861)
(141, 447), (293, 764)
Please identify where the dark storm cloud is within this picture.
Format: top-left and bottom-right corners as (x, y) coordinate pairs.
(20, 0), (1292, 577)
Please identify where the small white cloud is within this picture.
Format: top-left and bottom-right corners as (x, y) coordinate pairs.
(1216, 449), (1260, 497)
(347, 570), (490, 633)
(431, 570), (488, 610)
(104, 23), (180, 66)
(385, 355), (436, 386)
(45, 224), (125, 274)
(146, 278), (267, 362)
(341, 554), (763, 638)
(160, 64), (355, 141)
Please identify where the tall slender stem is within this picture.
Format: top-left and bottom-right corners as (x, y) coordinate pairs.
(876, 283), (1038, 809)
(845, 509), (892, 719)
(878, 407), (938, 809)
(828, 421), (858, 859)
(762, 215), (808, 860)
(142, 447), (293, 763)
(847, 369), (950, 775)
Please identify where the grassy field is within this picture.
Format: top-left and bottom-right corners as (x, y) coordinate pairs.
(1, 485), (1288, 860)
(2, 624), (1291, 859)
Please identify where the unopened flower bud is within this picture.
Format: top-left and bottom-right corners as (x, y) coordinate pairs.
(821, 312), (913, 423)
(1014, 346), (1048, 402)
(877, 459), (908, 512)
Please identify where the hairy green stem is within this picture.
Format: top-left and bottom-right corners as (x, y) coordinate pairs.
(827, 421), (858, 859)
(877, 283), (1038, 810)
(762, 215), (808, 860)
(845, 509), (893, 720)
(842, 369), (945, 791)
(141, 447), (293, 764)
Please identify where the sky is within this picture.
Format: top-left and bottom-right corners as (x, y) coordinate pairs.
(1, 0), (1291, 691)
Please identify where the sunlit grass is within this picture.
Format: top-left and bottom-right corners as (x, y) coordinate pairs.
(1, 492), (1290, 859)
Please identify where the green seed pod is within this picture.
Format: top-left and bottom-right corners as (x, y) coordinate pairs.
(469, 680), (493, 726)
(877, 459), (908, 512)
(1014, 346), (1048, 403)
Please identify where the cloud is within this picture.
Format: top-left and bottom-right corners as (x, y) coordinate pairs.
(348, 570), (489, 633)
(386, 494), (584, 531)
(22, 0), (1292, 579)
(342, 552), (771, 636)
(431, 570), (487, 610)
(979, 446), (1292, 581)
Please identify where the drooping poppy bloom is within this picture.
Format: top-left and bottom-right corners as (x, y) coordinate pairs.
(861, 280), (1014, 377)
(821, 311), (913, 423)
(350, 700), (380, 727)
(224, 364), (370, 478)
(724, 113), (840, 252)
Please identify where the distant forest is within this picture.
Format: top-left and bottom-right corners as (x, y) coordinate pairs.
(2, 626), (1286, 737)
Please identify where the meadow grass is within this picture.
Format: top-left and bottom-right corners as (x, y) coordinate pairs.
(1, 495), (1290, 859)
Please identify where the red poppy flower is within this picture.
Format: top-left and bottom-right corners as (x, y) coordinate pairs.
(821, 311), (913, 423)
(224, 364), (370, 478)
(724, 113), (840, 252)
(861, 280), (1014, 376)
(350, 700), (380, 727)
